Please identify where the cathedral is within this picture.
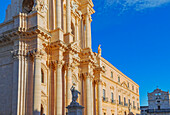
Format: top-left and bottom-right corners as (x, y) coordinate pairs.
(0, 0), (140, 115)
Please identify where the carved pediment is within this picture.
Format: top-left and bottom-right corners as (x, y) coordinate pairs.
(121, 81), (128, 89)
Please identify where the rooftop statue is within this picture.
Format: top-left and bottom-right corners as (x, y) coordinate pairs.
(98, 45), (101, 56)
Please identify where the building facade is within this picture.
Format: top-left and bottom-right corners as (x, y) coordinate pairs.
(141, 88), (170, 115)
(0, 0), (140, 115)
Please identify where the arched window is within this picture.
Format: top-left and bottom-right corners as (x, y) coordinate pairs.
(41, 69), (44, 83)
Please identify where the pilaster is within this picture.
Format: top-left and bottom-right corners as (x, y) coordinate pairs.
(52, 60), (65, 115)
(32, 49), (43, 115)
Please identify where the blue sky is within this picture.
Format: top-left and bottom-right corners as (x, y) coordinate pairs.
(1, 0), (170, 106)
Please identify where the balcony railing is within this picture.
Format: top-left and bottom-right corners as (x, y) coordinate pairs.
(124, 103), (128, 107)
(119, 102), (123, 105)
(137, 107), (140, 110)
(102, 97), (108, 102)
(111, 99), (116, 104)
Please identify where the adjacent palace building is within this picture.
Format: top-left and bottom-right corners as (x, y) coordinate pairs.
(0, 0), (140, 115)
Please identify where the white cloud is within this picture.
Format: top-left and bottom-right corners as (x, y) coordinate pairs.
(98, 0), (170, 12)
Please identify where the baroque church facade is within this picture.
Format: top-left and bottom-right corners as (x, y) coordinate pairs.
(141, 88), (170, 115)
(0, 0), (140, 115)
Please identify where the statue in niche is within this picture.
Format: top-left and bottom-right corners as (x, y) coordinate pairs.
(70, 85), (80, 104)
(22, 0), (34, 13)
(71, 1), (78, 13)
(98, 45), (101, 56)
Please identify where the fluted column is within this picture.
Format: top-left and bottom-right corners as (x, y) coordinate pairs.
(66, 0), (71, 33)
(86, 75), (91, 115)
(85, 14), (91, 48)
(33, 51), (42, 115)
(55, 61), (63, 115)
(97, 80), (102, 115)
(66, 64), (72, 106)
(64, 0), (73, 43)
(56, 0), (62, 28)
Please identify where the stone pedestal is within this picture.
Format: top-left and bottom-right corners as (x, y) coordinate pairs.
(66, 102), (84, 115)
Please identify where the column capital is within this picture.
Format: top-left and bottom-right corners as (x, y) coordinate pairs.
(11, 50), (25, 60)
(51, 60), (65, 69)
(95, 79), (102, 84)
(83, 72), (94, 80)
(27, 49), (43, 59)
(65, 62), (73, 70)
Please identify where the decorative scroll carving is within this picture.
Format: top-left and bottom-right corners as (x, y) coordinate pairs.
(27, 49), (43, 59)
(51, 60), (65, 69)
(32, 0), (48, 13)
(71, 1), (82, 16)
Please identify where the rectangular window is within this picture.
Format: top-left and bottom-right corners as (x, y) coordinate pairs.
(111, 72), (113, 78)
(133, 101), (135, 106)
(118, 76), (120, 82)
(128, 99), (130, 105)
(119, 95), (121, 103)
(132, 86), (134, 91)
(111, 92), (114, 100)
(128, 82), (129, 88)
(124, 97), (126, 103)
(103, 89), (105, 98)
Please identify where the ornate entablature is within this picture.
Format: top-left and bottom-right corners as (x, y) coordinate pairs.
(71, 0), (82, 17)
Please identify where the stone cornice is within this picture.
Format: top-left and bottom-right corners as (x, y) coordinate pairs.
(50, 40), (67, 50)
(101, 57), (139, 87)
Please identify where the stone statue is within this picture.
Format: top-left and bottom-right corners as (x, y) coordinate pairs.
(98, 45), (101, 56)
(22, 0), (34, 13)
(67, 86), (84, 115)
(70, 85), (80, 104)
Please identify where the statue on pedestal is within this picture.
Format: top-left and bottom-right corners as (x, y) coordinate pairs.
(70, 86), (81, 104)
(66, 85), (84, 115)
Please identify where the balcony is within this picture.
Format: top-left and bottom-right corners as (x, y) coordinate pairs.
(133, 106), (136, 109)
(111, 99), (116, 104)
(102, 97), (108, 102)
(119, 102), (123, 105)
(124, 103), (128, 107)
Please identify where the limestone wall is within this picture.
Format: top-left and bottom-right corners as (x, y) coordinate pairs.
(0, 43), (13, 115)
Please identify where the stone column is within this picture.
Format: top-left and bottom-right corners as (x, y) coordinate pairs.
(97, 80), (102, 115)
(56, 61), (63, 115)
(66, 0), (71, 33)
(33, 51), (42, 115)
(56, 0), (62, 28)
(91, 78), (93, 115)
(86, 75), (91, 115)
(66, 64), (72, 106)
(85, 14), (91, 48)
(26, 55), (34, 115)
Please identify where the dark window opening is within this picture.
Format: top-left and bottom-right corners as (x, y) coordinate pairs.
(158, 106), (160, 110)
(41, 69), (44, 83)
